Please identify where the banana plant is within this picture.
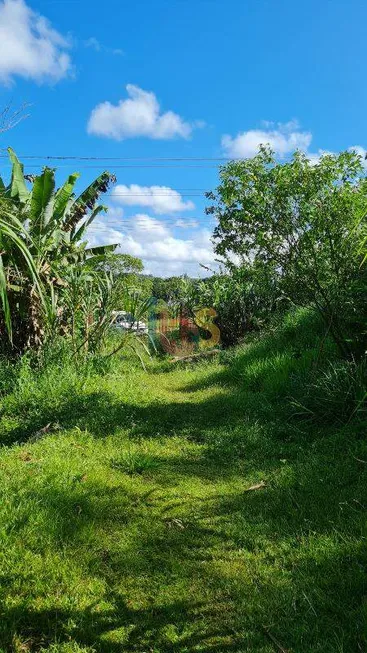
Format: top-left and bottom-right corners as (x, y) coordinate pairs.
(1, 148), (117, 263)
(0, 205), (45, 343)
(0, 148), (119, 351)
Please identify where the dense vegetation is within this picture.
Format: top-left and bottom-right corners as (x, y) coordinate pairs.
(0, 146), (366, 652)
(0, 149), (154, 363)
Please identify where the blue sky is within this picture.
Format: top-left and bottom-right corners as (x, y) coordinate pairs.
(0, 0), (366, 276)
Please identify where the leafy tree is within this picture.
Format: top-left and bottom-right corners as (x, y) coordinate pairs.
(0, 198), (44, 343)
(207, 147), (367, 356)
(151, 276), (191, 307)
(96, 253), (144, 277)
(101, 254), (153, 301)
(177, 266), (279, 347)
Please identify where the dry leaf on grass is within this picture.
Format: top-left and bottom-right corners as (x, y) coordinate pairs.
(244, 481), (266, 492)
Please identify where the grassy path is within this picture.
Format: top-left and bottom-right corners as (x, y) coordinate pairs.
(0, 347), (366, 652)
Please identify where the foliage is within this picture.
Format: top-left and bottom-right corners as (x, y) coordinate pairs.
(291, 357), (367, 423)
(0, 148), (118, 352)
(0, 133), (366, 653)
(176, 265), (280, 347)
(94, 253), (153, 316)
(0, 199), (45, 343)
(151, 275), (188, 306)
(111, 449), (160, 475)
(207, 147), (367, 356)
(97, 253), (144, 277)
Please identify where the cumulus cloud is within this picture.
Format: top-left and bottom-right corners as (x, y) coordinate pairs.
(221, 120), (367, 166)
(103, 205), (124, 220)
(87, 84), (201, 141)
(349, 145), (366, 157)
(87, 212), (216, 277)
(305, 149), (334, 165)
(111, 184), (195, 214)
(348, 145), (367, 167)
(0, 0), (72, 85)
(222, 120), (312, 158)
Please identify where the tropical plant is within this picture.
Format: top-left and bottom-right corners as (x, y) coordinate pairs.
(0, 199), (44, 343)
(0, 148), (118, 352)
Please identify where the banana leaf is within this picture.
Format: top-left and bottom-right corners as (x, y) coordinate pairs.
(85, 244), (119, 257)
(7, 147), (29, 204)
(53, 173), (80, 222)
(71, 205), (107, 243)
(30, 168), (55, 231)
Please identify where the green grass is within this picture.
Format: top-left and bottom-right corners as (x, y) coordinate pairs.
(0, 309), (366, 652)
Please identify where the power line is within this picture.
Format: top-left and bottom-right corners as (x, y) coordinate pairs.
(105, 195), (204, 197)
(87, 218), (213, 230)
(105, 191), (206, 196)
(108, 188), (207, 191)
(0, 164), (221, 169)
(0, 186), (207, 198)
(88, 220), (211, 227)
(87, 213), (210, 226)
(0, 154), (236, 161)
(86, 215), (206, 227)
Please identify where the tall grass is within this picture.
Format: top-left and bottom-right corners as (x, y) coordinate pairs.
(220, 307), (366, 423)
(0, 308), (365, 447)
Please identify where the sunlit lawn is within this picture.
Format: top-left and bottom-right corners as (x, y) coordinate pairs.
(0, 322), (366, 652)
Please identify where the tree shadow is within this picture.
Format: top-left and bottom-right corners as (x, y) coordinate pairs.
(1, 306), (366, 651)
(1, 419), (366, 651)
(1, 374), (291, 450)
(2, 598), (259, 652)
(0, 477), (262, 651)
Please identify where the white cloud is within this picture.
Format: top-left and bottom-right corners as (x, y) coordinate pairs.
(174, 219), (199, 229)
(0, 0), (72, 85)
(87, 84), (201, 141)
(222, 120), (312, 158)
(127, 214), (171, 242)
(349, 145), (366, 157)
(84, 36), (123, 56)
(111, 184), (195, 214)
(304, 145), (367, 167)
(305, 149), (334, 165)
(87, 212), (216, 277)
(103, 205), (124, 220)
(84, 37), (101, 51)
(221, 120), (366, 166)
(348, 145), (367, 167)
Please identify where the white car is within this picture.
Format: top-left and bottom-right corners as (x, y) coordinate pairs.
(112, 311), (149, 334)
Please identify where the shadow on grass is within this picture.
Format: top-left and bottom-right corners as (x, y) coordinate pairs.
(0, 307), (337, 449)
(1, 598), (254, 653)
(0, 309), (366, 651)
(1, 484), (366, 652)
(0, 371), (294, 450)
(1, 422), (367, 651)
